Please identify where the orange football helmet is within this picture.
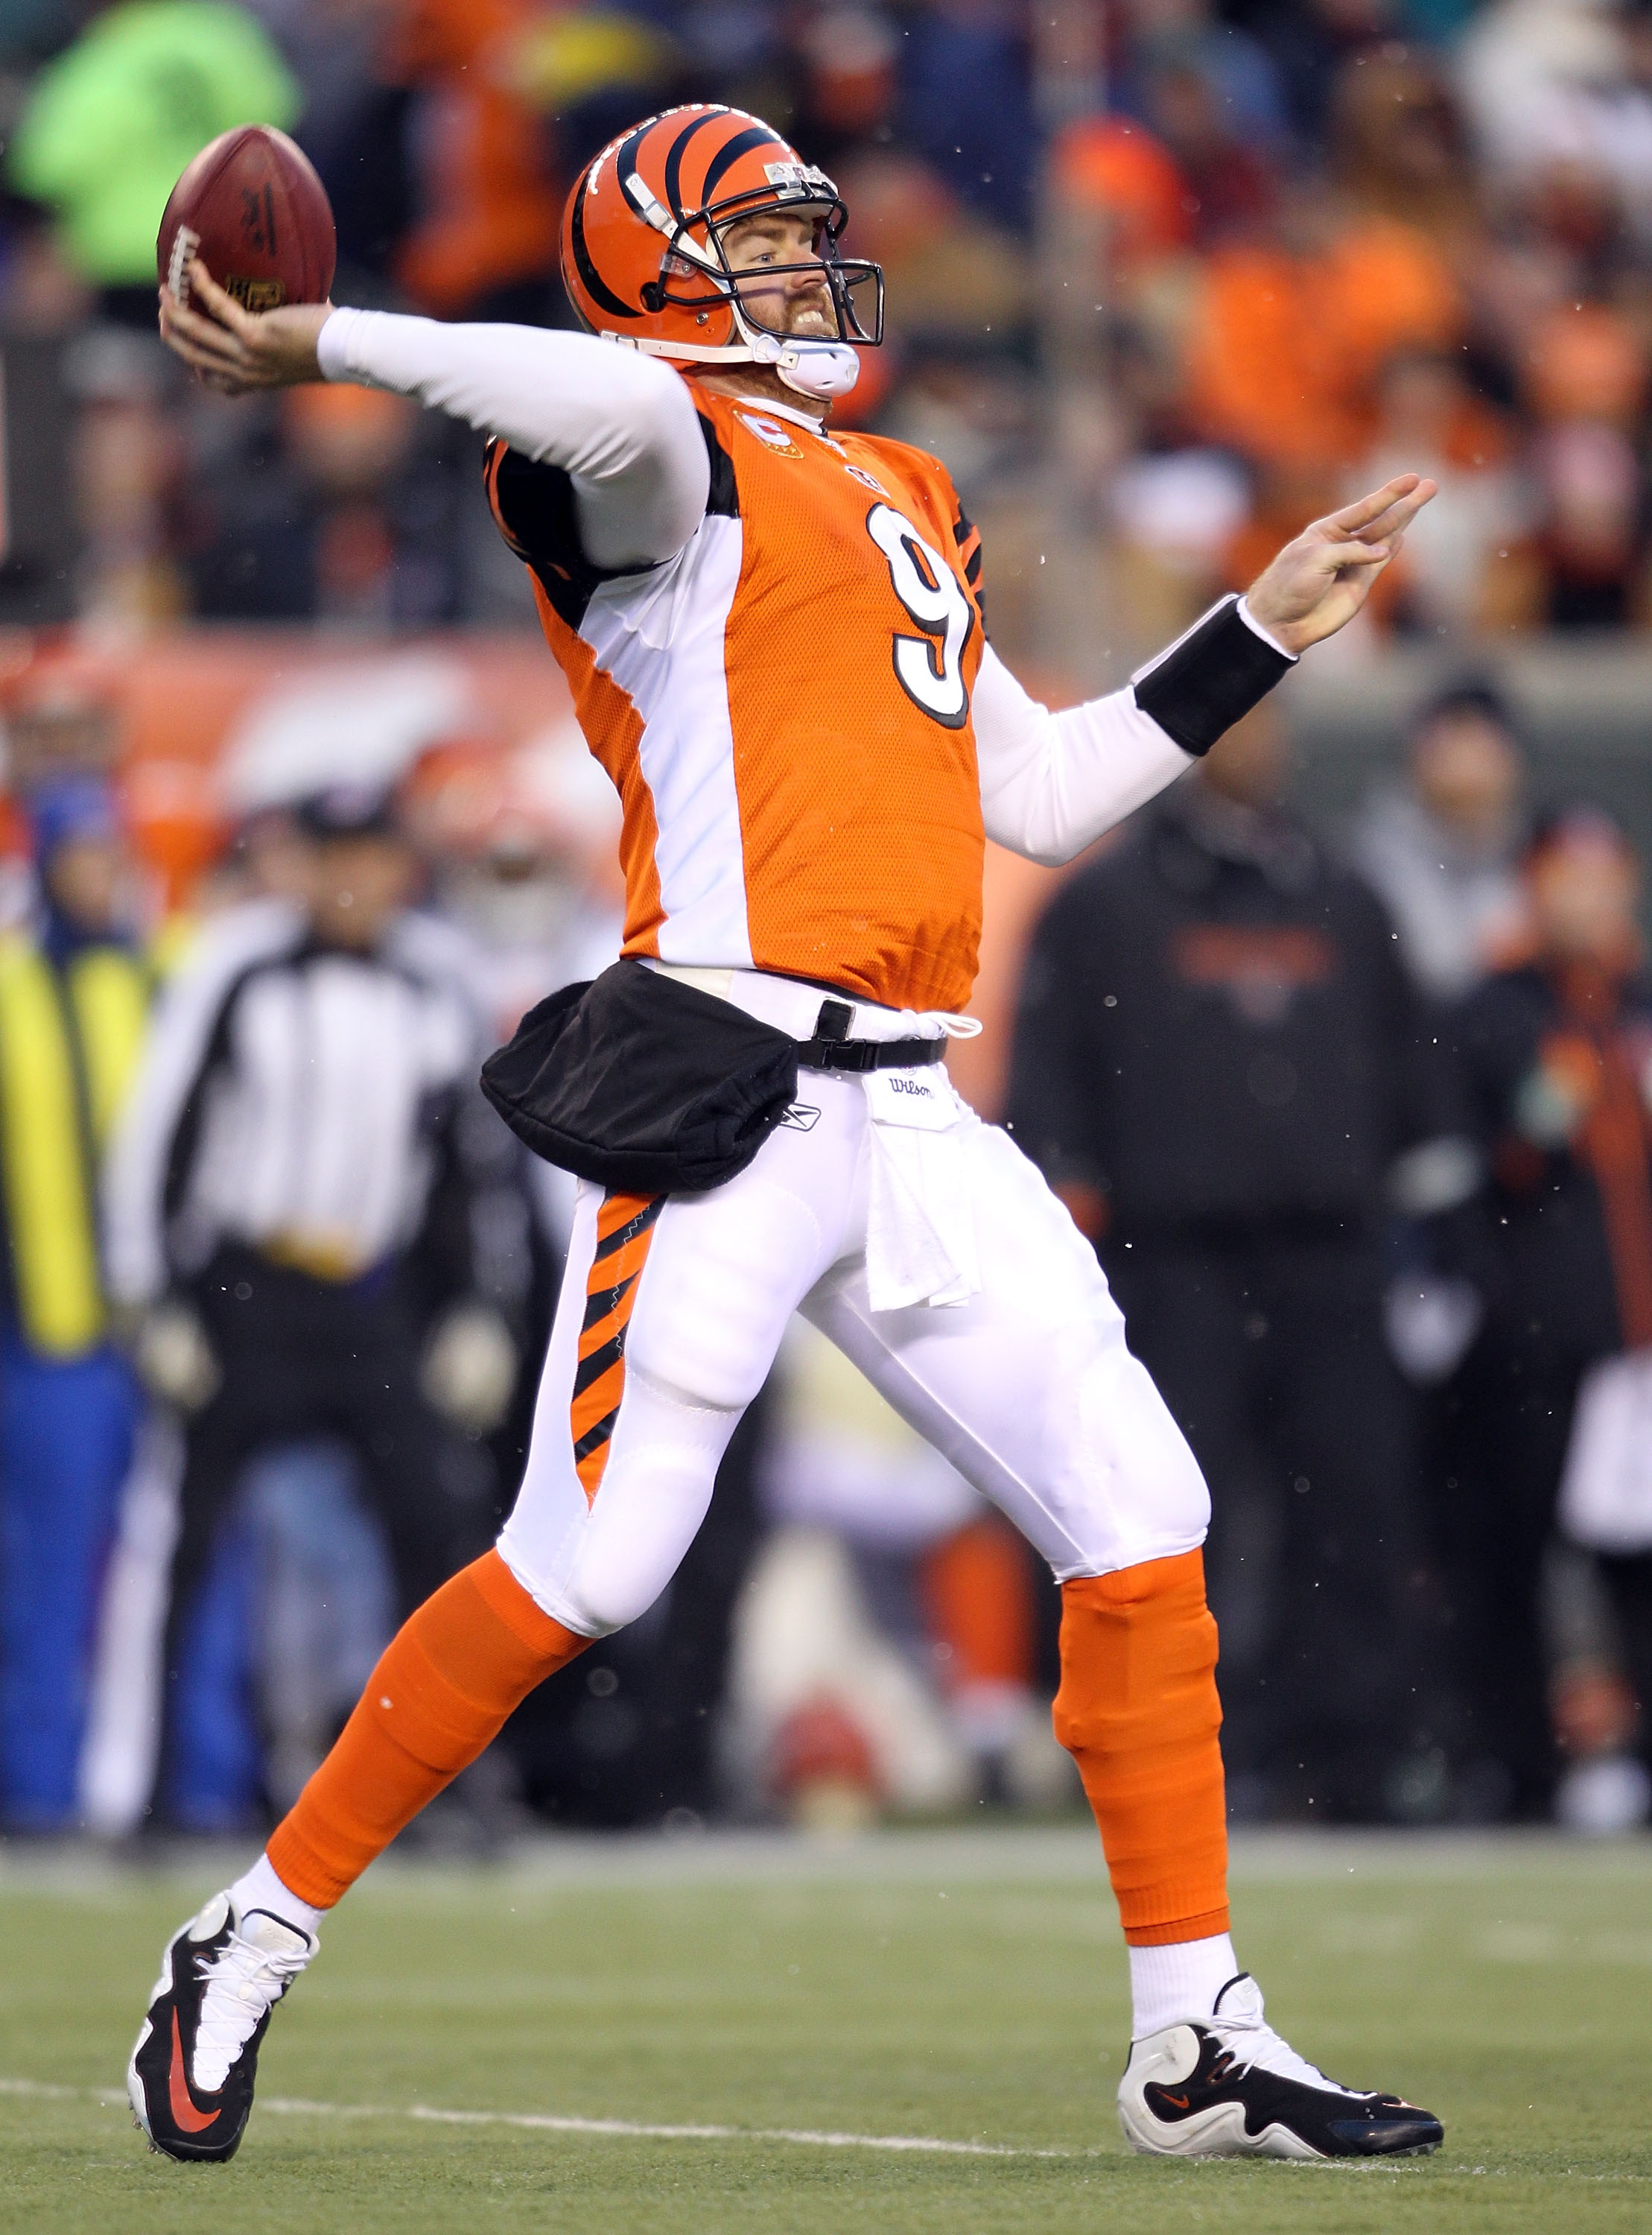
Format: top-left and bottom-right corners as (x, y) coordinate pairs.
(561, 105), (883, 402)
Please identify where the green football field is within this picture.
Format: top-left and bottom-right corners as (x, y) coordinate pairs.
(2, 1827), (1650, 2235)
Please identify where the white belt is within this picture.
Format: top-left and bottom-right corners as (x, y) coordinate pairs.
(645, 960), (981, 1050)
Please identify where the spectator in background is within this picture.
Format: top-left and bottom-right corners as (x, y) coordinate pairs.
(1329, 46), (1479, 256)
(1117, 0), (1291, 165)
(1113, 16), (1283, 250)
(63, 326), (188, 628)
(7, 0), (299, 323)
(1522, 291), (1652, 627)
(810, 7), (1030, 389)
(1457, 0), (1644, 203)
(369, 0), (566, 324)
(298, 0), (676, 327)
(1352, 680), (1529, 1004)
(1347, 349), (1538, 638)
(1449, 805), (1652, 1816)
(1007, 706), (1470, 1822)
(188, 378), (463, 624)
(792, 5), (904, 177)
(1245, 0), (1402, 152)
(0, 770), (149, 1831)
(104, 782), (515, 1826)
(1183, 173), (1464, 475)
(895, 0), (1039, 235)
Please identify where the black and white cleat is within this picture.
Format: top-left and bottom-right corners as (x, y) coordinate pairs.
(127, 1892), (314, 2163)
(1117, 1972), (1443, 2160)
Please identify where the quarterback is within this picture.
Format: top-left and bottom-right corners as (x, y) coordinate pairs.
(139, 105), (1440, 2166)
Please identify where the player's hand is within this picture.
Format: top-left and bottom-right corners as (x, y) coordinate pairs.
(158, 256), (331, 394)
(1244, 474), (1437, 656)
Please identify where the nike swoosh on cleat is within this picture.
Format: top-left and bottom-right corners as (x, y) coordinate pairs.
(167, 2012), (218, 2134)
(1160, 2093), (1190, 2110)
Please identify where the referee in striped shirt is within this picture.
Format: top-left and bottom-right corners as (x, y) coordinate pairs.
(106, 782), (518, 1823)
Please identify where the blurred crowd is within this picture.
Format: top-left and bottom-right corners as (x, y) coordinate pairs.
(0, 1), (1649, 1851)
(13, 2), (1652, 653)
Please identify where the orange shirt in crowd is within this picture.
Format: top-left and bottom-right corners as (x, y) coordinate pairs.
(382, 0), (563, 316)
(1051, 115), (1195, 267)
(1184, 215), (1464, 469)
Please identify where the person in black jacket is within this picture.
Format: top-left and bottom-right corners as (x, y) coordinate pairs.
(1008, 706), (1471, 1819)
(1449, 805), (1652, 1817)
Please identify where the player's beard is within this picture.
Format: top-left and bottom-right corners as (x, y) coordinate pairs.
(693, 280), (843, 418)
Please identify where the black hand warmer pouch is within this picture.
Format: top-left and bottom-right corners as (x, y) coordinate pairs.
(479, 958), (800, 1195)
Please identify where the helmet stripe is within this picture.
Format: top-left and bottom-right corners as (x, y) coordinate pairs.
(568, 169), (638, 320)
(613, 118), (655, 203)
(699, 124), (787, 210)
(663, 110), (723, 222)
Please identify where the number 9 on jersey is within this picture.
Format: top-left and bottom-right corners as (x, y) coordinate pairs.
(865, 503), (976, 729)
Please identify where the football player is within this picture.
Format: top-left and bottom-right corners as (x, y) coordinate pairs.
(139, 105), (1442, 2166)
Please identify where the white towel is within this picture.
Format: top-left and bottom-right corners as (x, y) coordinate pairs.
(861, 1068), (980, 1312)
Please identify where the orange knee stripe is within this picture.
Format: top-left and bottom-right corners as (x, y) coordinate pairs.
(1052, 1548), (1228, 1946)
(268, 1550), (588, 1908)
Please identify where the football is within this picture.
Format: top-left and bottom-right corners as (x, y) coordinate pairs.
(157, 124), (336, 313)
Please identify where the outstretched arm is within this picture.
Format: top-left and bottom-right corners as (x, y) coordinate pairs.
(159, 264), (708, 570)
(976, 649), (1192, 865)
(978, 474), (1436, 864)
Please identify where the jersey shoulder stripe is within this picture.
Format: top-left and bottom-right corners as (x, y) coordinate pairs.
(483, 413), (734, 627)
(485, 438), (605, 627)
(699, 410), (739, 519)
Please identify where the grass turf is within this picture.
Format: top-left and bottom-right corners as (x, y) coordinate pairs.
(1, 1827), (1649, 2234)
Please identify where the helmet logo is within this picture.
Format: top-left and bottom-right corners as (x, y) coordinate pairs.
(763, 160), (834, 197)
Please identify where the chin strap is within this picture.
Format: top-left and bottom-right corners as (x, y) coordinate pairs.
(601, 326), (862, 402)
(765, 336), (862, 400)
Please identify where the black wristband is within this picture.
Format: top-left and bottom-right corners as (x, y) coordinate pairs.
(1131, 595), (1294, 757)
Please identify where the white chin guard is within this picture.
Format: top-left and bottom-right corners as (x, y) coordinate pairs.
(748, 329), (862, 401)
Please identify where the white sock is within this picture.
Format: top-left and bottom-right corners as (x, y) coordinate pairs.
(1128, 1933), (1239, 2038)
(229, 1851), (325, 1942)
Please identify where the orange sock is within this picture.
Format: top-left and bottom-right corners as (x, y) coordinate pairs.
(267, 1550), (588, 1907)
(1052, 1547), (1228, 1947)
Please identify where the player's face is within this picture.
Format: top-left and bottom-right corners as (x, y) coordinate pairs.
(719, 209), (836, 339)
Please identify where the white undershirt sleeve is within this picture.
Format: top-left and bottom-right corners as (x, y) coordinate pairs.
(973, 643), (1196, 866)
(316, 308), (709, 571)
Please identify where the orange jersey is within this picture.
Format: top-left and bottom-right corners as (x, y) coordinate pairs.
(486, 386), (988, 1012)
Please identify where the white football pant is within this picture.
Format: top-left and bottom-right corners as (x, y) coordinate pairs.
(498, 1071), (1210, 1638)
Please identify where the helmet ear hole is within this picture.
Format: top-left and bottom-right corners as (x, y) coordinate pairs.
(641, 278), (666, 313)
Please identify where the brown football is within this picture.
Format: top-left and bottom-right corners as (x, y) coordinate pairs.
(157, 124), (336, 312)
